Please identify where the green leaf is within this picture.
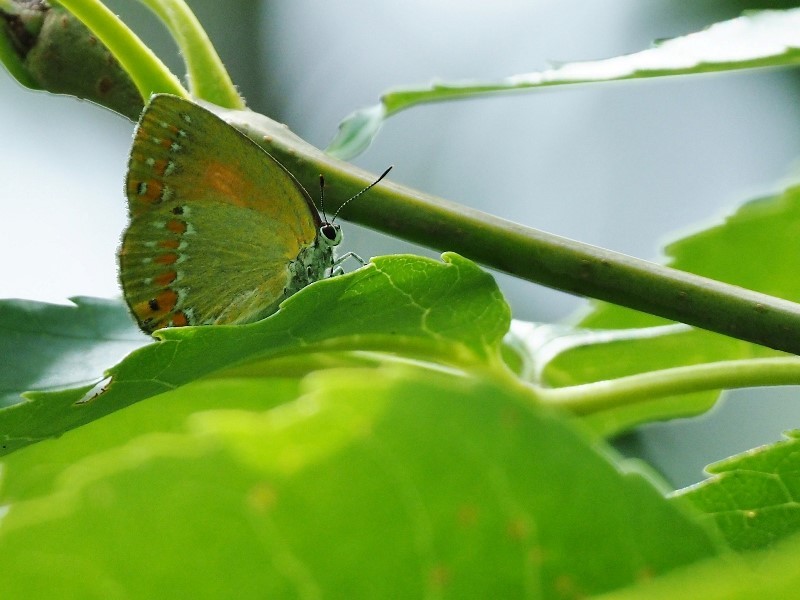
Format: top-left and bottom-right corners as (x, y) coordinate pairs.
(676, 430), (800, 552)
(595, 532), (800, 600)
(0, 254), (511, 455)
(538, 182), (800, 435)
(0, 297), (148, 408)
(326, 103), (386, 160)
(327, 9), (800, 158)
(0, 367), (721, 598)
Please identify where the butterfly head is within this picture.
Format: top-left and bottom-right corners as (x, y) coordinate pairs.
(319, 222), (343, 248)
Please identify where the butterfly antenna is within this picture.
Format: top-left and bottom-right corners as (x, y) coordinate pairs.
(318, 174), (330, 223)
(331, 166), (393, 223)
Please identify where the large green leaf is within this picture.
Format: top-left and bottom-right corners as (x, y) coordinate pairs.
(676, 430), (800, 552)
(0, 254), (511, 455)
(596, 532), (800, 600)
(0, 367), (721, 598)
(327, 9), (800, 158)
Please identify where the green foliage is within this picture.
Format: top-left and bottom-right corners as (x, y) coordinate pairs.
(4, 2), (800, 598)
(595, 533), (800, 600)
(677, 430), (800, 551)
(0, 297), (147, 408)
(328, 9), (800, 158)
(0, 368), (721, 598)
(0, 254), (509, 454)
(541, 184), (800, 435)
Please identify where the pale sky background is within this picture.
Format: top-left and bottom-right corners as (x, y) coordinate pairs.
(2, 0), (800, 486)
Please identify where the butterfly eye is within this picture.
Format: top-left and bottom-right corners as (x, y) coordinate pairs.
(320, 223), (342, 247)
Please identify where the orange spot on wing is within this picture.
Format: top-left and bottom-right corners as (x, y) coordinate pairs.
(153, 159), (170, 175)
(156, 289), (178, 312)
(171, 311), (189, 327)
(200, 161), (252, 208)
(128, 179), (164, 204)
(143, 180), (164, 202)
(155, 253), (178, 265)
(132, 290), (177, 322)
(154, 271), (177, 286)
(159, 239), (180, 250)
(166, 219), (187, 234)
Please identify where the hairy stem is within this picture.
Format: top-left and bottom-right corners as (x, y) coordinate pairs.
(137, 0), (242, 108)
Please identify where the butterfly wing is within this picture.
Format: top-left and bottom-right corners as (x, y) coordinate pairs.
(119, 94), (321, 333)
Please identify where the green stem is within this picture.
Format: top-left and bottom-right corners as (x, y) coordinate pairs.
(137, 0), (243, 108)
(54, 0), (186, 100)
(537, 357), (800, 414)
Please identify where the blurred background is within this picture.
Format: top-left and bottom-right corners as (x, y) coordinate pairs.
(2, 0), (800, 487)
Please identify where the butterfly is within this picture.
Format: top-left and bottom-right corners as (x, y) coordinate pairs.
(118, 94), (390, 334)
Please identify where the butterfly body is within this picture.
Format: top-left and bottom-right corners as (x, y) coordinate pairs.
(119, 94), (337, 334)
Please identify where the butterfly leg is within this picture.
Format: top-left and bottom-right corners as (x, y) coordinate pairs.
(331, 251), (366, 276)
